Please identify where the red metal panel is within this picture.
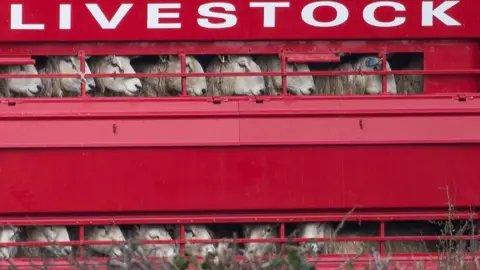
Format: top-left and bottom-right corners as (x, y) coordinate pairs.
(1, 98), (480, 147)
(0, 145), (479, 214)
(0, 0), (477, 42)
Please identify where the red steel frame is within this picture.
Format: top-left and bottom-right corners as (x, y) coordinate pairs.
(0, 39), (480, 268)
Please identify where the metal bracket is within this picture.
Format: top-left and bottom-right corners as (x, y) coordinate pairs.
(210, 97), (227, 104)
(453, 94), (474, 102)
(250, 97), (270, 104)
(0, 99), (18, 106)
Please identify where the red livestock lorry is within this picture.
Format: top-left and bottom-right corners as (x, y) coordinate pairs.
(0, 0), (479, 268)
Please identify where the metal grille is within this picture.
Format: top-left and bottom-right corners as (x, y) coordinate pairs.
(0, 210), (477, 269)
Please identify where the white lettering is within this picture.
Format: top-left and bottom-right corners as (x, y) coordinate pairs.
(422, 1), (461, 26)
(148, 3), (181, 29)
(59, 4), (71, 30)
(250, 2), (290, 27)
(198, 3), (236, 29)
(363, 1), (405, 27)
(11, 4), (45, 30)
(86, 3), (132, 29)
(301, 1), (348, 27)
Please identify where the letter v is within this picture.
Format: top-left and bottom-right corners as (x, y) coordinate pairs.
(86, 3), (133, 29)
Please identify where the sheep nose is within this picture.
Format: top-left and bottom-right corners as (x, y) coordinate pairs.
(201, 88), (206, 94)
(259, 89), (265, 95)
(36, 85), (43, 91)
(88, 84), (95, 89)
(135, 84), (142, 90)
(309, 88), (314, 94)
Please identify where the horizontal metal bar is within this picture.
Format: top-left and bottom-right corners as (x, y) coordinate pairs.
(0, 69), (479, 80)
(285, 53), (341, 63)
(0, 56), (35, 65)
(1, 95), (480, 120)
(0, 210), (475, 225)
(0, 254), (478, 268)
(0, 234), (478, 248)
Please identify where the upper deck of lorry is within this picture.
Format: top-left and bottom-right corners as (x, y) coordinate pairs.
(1, 0), (478, 42)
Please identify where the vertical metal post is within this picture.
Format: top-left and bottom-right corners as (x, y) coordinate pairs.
(381, 52), (387, 95)
(180, 53), (187, 96)
(280, 54), (287, 95)
(180, 224), (185, 255)
(380, 221), (385, 255)
(79, 225), (85, 258)
(78, 51), (87, 97)
(280, 223), (285, 250)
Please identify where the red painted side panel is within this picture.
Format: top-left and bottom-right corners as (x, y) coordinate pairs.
(0, 0), (478, 42)
(0, 98), (479, 214)
(0, 145), (479, 214)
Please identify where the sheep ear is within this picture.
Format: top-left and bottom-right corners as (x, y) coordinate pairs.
(206, 228), (214, 238)
(242, 225), (250, 236)
(217, 55), (226, 63)
(292, 63), (299, 72)
(237, 57), (251, 72)
(159, 56), (169, 63)
(185, 57), (194, 72)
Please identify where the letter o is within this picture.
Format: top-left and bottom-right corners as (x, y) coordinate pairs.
(301, 1), (349, 27)
(363, 1), (406, 27)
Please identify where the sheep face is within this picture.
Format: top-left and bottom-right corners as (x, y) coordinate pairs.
(0, 226), (20, 259)
(207, 55), (266, 96)
(243, 224), (277, 258)
(183, 225), (215, 257)
(284, 63), (315, 95)
(27, 226), (72, 256)
(132, 225), (177, 258)
(263, 57), (314, 95)
(162, 55), (207, 96)
(51, 56), (95, 93)
(93, 55), (142, 96)
(229, 56), (265, 96)
(297, 222), (332, 253)
(3, 65), (43, 97)
(354, 56), (397, 95)
(85, 225), (125, 257)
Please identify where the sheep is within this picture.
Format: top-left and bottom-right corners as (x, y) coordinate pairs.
(38, 56), (96, 97)
(0, 65), (43, 98)
(84, 225), (126, 258)
(296, 222), (374, 255)
(395, 56), (424, 95)
(313, 55), (397, 95)
(297, 222), (436, 255)
(174, 224), (216, 258)
(88, 55), (142, 97)
(22, 226), (72, 258)
(0, 226), (21, 259)
(133, 55), (207, 97)
(130, 224), (177, 258)
(242, 224), (278, 260)
(254, 55), (315, 95)
(206, 55), (266, 96)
